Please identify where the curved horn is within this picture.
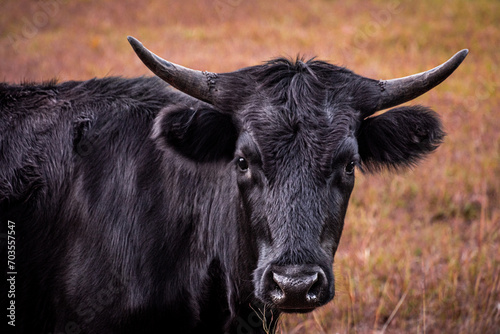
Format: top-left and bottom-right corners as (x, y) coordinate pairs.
(127, 36), (218, 105)
(376, 49), (469, 111)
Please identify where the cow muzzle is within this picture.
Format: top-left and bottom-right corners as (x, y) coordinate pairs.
(262, 264), (332, 313)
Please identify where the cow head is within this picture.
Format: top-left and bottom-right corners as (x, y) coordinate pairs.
(128, 37), (467, 313)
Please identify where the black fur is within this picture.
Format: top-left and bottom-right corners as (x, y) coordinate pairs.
(1, 57), (445, 334)
(358, 106), (445, 172)
(153, 105), (238, 162)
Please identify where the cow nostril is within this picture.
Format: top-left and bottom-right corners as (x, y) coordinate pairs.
(270, 274), (285, 302)
(306, 276), (322, 302)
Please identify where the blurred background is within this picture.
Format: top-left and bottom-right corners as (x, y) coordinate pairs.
(1, 0), (498, 332)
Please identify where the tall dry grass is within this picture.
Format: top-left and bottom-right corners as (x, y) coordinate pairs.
(1, 0), (498, 332)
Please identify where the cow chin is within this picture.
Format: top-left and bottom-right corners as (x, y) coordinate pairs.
(254, 263), (335, 313)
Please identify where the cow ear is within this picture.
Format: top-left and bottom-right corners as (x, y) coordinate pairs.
(357, 105), (445, 172)
(152, 105), (238, 162)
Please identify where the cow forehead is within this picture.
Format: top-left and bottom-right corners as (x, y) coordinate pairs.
(238, 57), (360, 136)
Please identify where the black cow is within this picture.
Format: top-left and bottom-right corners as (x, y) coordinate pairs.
(0, 37), (467, 333)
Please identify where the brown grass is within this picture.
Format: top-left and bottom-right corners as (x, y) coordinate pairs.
(1, 0), (499, 332)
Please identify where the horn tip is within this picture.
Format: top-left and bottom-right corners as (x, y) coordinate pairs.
(455, 49), (469, 62)
(127, 36), (142, 49)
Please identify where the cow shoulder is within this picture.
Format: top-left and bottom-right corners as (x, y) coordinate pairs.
(0, 81), (68, 203)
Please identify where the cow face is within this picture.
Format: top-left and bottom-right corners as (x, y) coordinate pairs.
(231, 66), (361, 311)
(129, 36), (466, 313)
(233, 128), (357, 312)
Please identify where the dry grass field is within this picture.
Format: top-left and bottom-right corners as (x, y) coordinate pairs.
(1, 0), (499, 333)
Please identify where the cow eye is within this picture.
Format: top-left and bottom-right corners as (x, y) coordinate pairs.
(237, 157), (249, 171)
(345, 161), (356, 175)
